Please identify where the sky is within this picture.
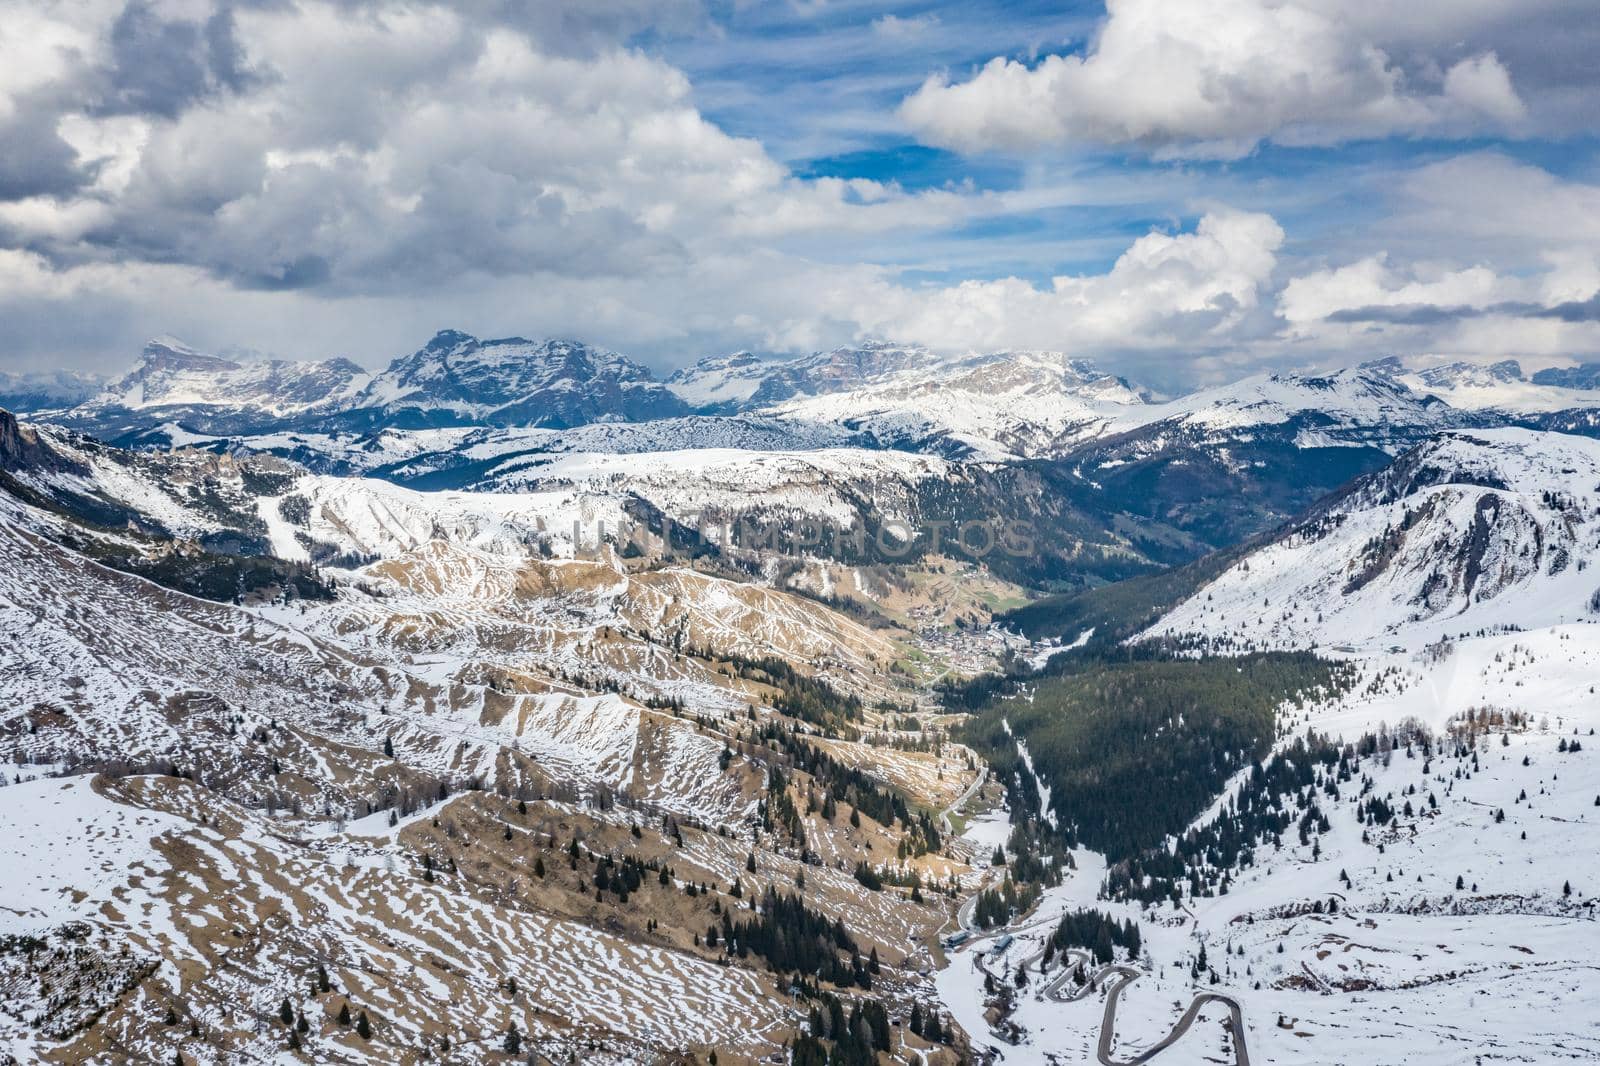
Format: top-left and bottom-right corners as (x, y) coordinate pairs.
(2, 0), (1599, 389)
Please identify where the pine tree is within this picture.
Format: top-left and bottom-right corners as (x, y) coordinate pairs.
(355, 1011), (372, 1039)
(288, 1029), (301, 1050)
(279, 998), (294, 1025)
(337, 1003), (351, 1026)
(504, 1024), (522, 1053)
(316, 962), (331, 994)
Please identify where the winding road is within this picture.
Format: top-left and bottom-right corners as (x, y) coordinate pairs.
(1088, 968), (1249, 1066)
(938, 765), (989, 839)
(938, 768), (1248, 1064)
(962, 933), (1251, 1066)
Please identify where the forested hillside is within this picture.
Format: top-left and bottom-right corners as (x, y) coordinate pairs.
(961, 652), (1356, 860)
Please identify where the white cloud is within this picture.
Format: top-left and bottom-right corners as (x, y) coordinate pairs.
(1279, 256), (1514, 328)
(1273, 157), (1600, 367)
(871, 14), (941, 40)
(900, 0), (1548, 157)
(846, 209), (1286, 352)
(0, 1), (1594, 389)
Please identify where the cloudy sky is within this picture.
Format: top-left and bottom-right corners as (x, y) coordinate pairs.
(2, 0), (1599, 387)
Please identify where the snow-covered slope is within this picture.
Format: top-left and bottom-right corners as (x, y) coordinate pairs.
(1145, 428), (1600, 650)
(1104, 365), (1465, 444)
(770, 349), (1145, 459)
(943, 633), (1600, 1065)
(0, 497), (971, 1062)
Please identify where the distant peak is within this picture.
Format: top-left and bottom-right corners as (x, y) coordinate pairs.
(136, 337), (240, 373)
(425, 328), (478, 350)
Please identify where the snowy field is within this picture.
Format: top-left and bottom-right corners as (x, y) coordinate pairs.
(938, 627), (1600, 1065)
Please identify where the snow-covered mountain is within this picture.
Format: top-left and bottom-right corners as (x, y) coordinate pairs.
(1144, 427), (1600, 649)
(78, 336), (371, 418)
(1359, 354), (1600, 416)
(1044, 366), (1480, 554)
(1107, 365), (1464, 442)
(348, 329), (689, 429)
(0, 413), (977, 1063)
(1532, 361), (1600, 390)
(665, 341), (934, 412)
(0, 367), (103, 414)
(768, 348), (1146, 459)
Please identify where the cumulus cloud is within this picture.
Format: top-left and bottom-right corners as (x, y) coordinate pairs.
(0, 0), (1594, 387)
(1280, 256), (1515, 329)
(847, 209), (1285, 353)
(1275, 159), (1600, 365)
(0, 2), (981, 325)
(899, 0), (1572, 157)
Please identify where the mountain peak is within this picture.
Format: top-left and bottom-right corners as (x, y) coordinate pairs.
(356, 332), (683, 428)
(137, 337), (241, 375)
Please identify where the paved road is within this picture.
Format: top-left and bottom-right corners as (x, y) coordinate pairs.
(938, 765), (988, 838)
(1095, 969), (1248, 1066)
(940, 839), (1249, 1065)
(1030, 948), (1250, 1065)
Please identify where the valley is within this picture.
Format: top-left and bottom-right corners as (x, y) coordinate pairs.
(1, 336), (1598, 1065)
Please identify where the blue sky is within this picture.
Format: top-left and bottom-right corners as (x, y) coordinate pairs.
(1, 1), (1598, 387)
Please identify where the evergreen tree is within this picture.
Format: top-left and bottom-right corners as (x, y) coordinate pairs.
(504, 1024), (522, 1053)
(355, 1011), (372, 1039)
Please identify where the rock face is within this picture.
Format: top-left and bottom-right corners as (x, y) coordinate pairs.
(0, 407), (78, 475)
(1532, 362), (1600, 389)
